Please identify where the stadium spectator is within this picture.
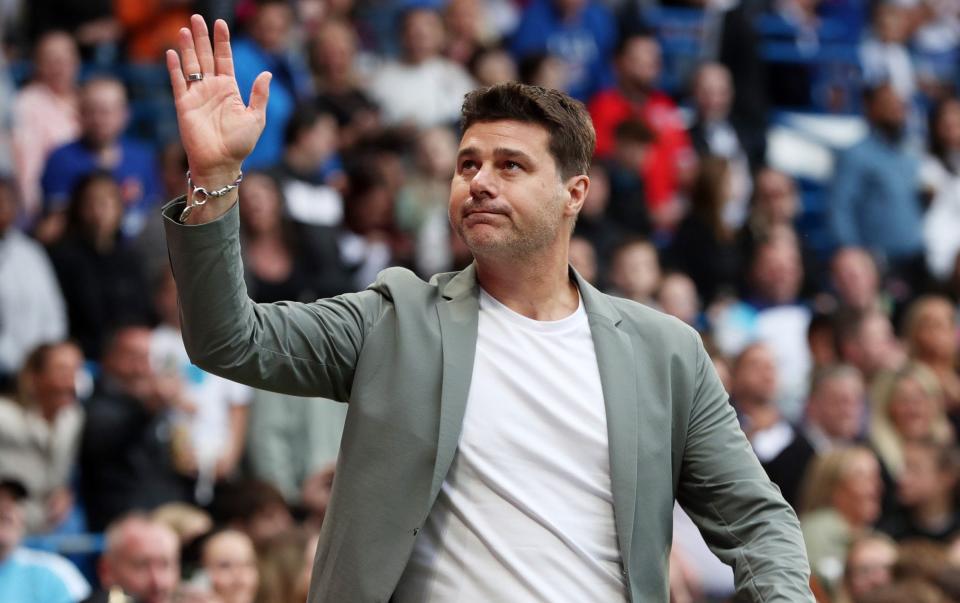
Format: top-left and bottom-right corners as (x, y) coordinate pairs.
(836, 533), (898, 603)
(233, 0), (312, 169)
(367, 6), (476, 129)
(272, 105), (345, 227)
(40, 75), (161, 239)
(0, 341), (84, 534)
(508, 0), (614, 101)
(828, 83), (927, 300)
(902, 295), (960, 413)
(151, 269), (252, 505)
(764, 0), (825, 109)
(607, 237), (661, 307)
(0, 477), (73, 603)
(239, 171), (350, 303)
(396, 126), (458, 277)
(114, 0), (192, 63)
(859, 2), (916, 103)
(830, 247), (888, 314)
(467, 45), (518, 87)
(47, 171), (153, 360)
(656, 272), (701, 328)
(212, 480), (293, 548)
(572, 161), (628, 277)
(770, 364), (867, 508)
(922, 97), (960, 282)
(800, 446), (884, 594)
(724, 231), (813, 420)
(687, 62), (755, 228)
(0, 177), (67, 389)
(11, 31), (81, 222)
(870, 364), (953, 483)
(729, 342), (809, 506)
(835, 308), (905, 394)
(83, 513), (180, 603)
(604, 120), (653, 236)
(444, 0), (496, 66)
(738, 167), (821, 297)
(79, 326), (193, 531)
(201, 529), (260, 603)
(881, 440), (960, 542)
(26, 1), (121, 64)
(308, 19), (381, 149)
(589, 31), (695, 218)
(246, 390), (346, 508)
(667, 156), (742, 305)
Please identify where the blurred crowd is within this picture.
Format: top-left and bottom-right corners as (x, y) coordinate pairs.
(0, 0), (960, 601)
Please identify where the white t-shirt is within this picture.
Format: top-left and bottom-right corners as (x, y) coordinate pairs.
(394, 289), (627, 602)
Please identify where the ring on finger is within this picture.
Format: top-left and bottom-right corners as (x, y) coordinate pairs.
(187, 73), (204, 81)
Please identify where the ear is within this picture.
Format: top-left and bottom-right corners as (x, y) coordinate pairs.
(563, 174), (589, 218)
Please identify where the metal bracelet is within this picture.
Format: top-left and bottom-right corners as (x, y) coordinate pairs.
(179, 170), (243, 222)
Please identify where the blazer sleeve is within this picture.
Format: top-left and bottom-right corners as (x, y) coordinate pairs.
(162, 197), (385, 401)
(676, 332), (814, 602)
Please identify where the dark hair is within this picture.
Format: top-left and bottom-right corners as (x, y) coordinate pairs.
(283, 104), (336, 147)
(65, 170), (123, 238)
(689, 155), (732, 241)
(460, 82), (595, 180)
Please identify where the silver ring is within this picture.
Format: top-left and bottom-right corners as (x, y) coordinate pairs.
(187, 73), (204, 82)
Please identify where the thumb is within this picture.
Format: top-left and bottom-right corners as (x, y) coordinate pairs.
(248, 71), (272, 117)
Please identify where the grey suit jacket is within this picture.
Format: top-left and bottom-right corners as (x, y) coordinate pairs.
(163, 198), (813, 602)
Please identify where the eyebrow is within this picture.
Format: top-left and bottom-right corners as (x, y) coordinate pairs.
(456, 146), (535, 165)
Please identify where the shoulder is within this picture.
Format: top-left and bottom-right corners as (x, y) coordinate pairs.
(45, 140), (83, 164)
(369, 266), (441, 301)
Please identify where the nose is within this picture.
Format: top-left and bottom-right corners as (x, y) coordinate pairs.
(468, 163), (498, 200)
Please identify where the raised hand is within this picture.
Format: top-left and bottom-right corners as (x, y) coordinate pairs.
(166, 15), (271, 220)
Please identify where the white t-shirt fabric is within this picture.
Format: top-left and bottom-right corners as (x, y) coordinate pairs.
(393, 289), (627, 602)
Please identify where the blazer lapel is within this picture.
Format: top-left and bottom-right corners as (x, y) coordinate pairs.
(429, 264), (480, 505)
(576, 271), (639, 567)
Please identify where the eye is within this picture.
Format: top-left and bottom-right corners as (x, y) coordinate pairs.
(503, 160), (521, 171)
(459, 159), (478, 173)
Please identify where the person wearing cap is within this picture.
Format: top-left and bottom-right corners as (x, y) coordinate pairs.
(0, 477), (73, 603)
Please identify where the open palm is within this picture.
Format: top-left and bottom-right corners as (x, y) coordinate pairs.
(166, 16), (271, 177)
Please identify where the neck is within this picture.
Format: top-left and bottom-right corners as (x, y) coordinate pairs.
(475, 250), (578, 321)
(621, 82), (650, 104)
(739, 399), (781, 431)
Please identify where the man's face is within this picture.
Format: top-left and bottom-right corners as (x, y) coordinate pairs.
(35, 32), (79, 92)
(835, 452), (882, 526)
(733, 345), (778, 404)
(809, 374), (864, 441)
(751, 239), (803, 304)
(754, 169), (797, 224)
(252, 3), (293, 53)
(0, 491), (24, 561)
(80, 81), (128, 148)
(845, 540), (896, 598)
(103, 328), (154, 399)
(617, 37), (661, 91)
(402, 9), (445, 64)
(694, 65), (732, 122)
(32, 344), (82, 416)
(103, 522), (180, 603)
(868, 85), (906, 132)
(831, 249), (878, 311)
(449, 120), (582, 260)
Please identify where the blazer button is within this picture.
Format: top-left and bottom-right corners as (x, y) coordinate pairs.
(413, 528), (420, 536)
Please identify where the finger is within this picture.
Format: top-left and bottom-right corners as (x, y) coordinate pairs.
(248, 72), (272, 117)
(191, 14), (215, 75)
(178, 27), (202, 80)
(213, 19), (234, 78)
(166, 49), (187, 99)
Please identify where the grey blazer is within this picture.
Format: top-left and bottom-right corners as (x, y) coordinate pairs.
(163, 199), (814, 602)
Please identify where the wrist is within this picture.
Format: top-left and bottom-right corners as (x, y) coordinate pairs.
(188, 164), (243, 189)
